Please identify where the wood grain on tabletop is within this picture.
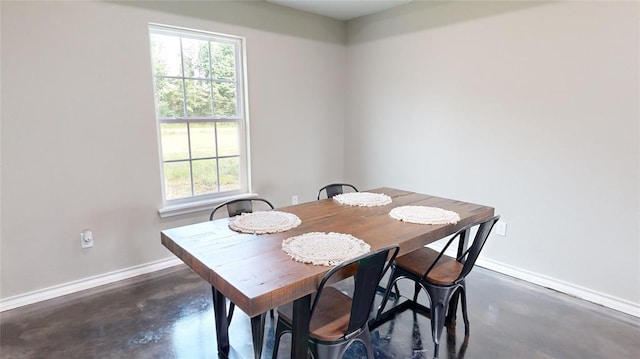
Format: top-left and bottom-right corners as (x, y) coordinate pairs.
(161, 187), (494, 317)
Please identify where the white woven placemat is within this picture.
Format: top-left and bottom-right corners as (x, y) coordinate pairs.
(333, 192), (392, 207)
(389, 206), (460, 225)
(228, 211), (301, 234)
(282, 232), (371, 266)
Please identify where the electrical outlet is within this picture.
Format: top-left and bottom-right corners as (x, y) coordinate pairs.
(292, 195), (298, 205)
(81, 230), (93, 248)
(495, 221), (507, 236)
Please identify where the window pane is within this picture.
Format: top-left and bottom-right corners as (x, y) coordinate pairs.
(150, 25), (247, 204)
(150, 34), (182, 77)
(161, 123), (190, 160)
(190, 122), (216, 159)
(164, 161), (192, 200)
(211, 43), (235, 80)
(182, 38), (210, 79)
(185, 79), (213, 117)
(217, 122), (239, 156)
(213, 82), (237, 117)
(155, 77), (184, 118)
(193, 159), (218, 195)
(219, 157), (240, 191)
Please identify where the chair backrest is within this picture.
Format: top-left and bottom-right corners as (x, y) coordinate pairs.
(317, 183), (358, 200)
(311, 245), (399, 336)
(423, 215), (500, 284)
(459, 215), (500, 279)
(209, 198), (275, 220)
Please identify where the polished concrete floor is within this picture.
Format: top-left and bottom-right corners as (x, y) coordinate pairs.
(1, 265), (638, 359)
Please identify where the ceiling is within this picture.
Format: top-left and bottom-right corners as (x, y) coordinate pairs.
(266, 0), (413, 21)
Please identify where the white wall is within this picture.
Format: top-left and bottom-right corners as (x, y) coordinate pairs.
(2, 0), (638, 316)
(0, 1), (346, 299)
(346, 1), (639, 307)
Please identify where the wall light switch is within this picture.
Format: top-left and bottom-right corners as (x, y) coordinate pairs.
(495, 221), (507, 236)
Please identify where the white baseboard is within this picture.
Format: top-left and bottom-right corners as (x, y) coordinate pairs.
(0, 257), (183, 312)
(476, 257), (640, 318)
(427, 243), (640, 318)
(2, 249), (639, 319)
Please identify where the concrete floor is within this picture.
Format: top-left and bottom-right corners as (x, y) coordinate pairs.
(1, 265), (638, 359)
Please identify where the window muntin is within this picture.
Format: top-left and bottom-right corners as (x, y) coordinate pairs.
(149, 25), (248, 204)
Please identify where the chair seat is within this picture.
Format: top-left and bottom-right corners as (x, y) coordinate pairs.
(395, 247), (463, 286)
(277, 287), (352, 341)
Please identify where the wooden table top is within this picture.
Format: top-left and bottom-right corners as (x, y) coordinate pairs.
(161, 187), (494, 317)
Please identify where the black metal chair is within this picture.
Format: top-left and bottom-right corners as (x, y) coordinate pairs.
(209, 197), (274, 220)
(316, 183), (358, 200)
(209, 197), (276, 324)
(375, 215), (500, 359)
(272, 245), (400, 359)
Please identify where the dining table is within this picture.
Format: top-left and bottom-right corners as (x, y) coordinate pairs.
(160, 187), (494, 359)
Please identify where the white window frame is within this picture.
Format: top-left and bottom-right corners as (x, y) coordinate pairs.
(149, 24), (252, 217)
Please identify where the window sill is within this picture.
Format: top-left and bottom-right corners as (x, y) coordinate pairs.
(158, 193), (258, 218)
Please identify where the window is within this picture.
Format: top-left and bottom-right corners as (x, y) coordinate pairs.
(149, 24), (249, 209)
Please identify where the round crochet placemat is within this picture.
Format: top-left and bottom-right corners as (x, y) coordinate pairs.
(282, 232), (371, 266)
(228, 211), (302, 234)
(333, 192), (392, 207)
(389, 206), (460, 225)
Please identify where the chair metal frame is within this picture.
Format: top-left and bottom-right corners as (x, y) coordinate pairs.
(316, 183), (358, 200)
(209, 197), (275, 220)
(374, 215), (500, 359)
(272, 245), (399, 359)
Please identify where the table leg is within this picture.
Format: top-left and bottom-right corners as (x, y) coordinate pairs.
(291, 294), (311, 359)
(211, 286), (230, 355)
(250, 314), (266, 359)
